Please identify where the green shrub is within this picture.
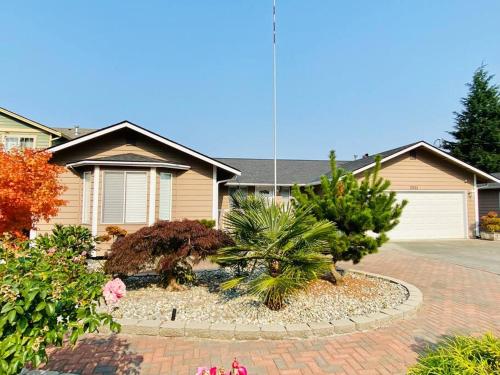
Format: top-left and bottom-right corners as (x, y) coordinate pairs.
(213, 194), (333, 310)
(407, 333), (500, 375)
(198, 219), (216, 229)
(0, 229), (120, 374)
(35, 224), (95, 254)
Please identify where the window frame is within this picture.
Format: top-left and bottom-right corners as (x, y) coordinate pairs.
(81, 171), (92, 224)
(101, 170), (148, 224)
(2, 134), (36, 150)
(158, 172), (173, 221)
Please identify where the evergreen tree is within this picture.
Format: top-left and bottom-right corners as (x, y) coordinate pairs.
(443, 66), (500, 173)
(292, 151), (407, 282)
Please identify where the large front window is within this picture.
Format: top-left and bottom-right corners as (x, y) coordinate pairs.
(102, 171), (148, 224)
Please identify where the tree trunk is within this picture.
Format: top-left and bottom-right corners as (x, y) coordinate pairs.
(328, 263), (344, 284)
(163, 273), (185, 291)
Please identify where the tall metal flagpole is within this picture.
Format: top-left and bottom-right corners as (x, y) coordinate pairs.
(273, 0), (277, 200)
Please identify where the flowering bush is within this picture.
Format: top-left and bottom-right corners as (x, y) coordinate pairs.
(0, 229), (120, 374)
(480, 211), (500, 233)
(196, 358), (247, 375)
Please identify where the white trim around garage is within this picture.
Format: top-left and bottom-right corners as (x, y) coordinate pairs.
(50, 121), (241, 176)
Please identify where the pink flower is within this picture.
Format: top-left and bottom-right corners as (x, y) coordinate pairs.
(47, 248), (56, 256)
(103, 278), (126, 305)
(81, 251), (87, 257)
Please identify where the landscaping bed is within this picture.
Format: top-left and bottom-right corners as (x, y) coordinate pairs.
(110, 269), (408, 325)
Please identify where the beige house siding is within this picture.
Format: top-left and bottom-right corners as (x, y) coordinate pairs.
(354, 148), (477, 237)
(0, 112), (53, 149)
(479, 189), (500, 217)
(37, 129), (214, 235)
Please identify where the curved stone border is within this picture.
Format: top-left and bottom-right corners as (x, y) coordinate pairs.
(105, 270), (422, 340)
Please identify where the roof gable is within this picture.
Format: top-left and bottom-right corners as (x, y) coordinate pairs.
(48, 121), (241, 175)
(312, 141), (500, 185)
(0, 107), (62, 137)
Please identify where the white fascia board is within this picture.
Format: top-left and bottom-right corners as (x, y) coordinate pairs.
(310, 141), (500, 185)
(66, 160), (191, 170)
(50, 122), (241, 175)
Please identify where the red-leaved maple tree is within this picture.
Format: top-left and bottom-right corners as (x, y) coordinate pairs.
(0, 148), (66, 237)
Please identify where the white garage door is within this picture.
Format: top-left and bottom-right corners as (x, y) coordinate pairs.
(389, 192), (467, 240)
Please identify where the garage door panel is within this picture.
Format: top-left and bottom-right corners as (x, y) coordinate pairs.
(389, 192), (466, 240)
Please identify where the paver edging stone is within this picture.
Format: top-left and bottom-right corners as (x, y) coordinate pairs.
(112, 269), (422, 340)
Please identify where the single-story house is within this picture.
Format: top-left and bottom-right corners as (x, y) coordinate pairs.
(2, 108), (499, 241)
(478, 172), (500, 217)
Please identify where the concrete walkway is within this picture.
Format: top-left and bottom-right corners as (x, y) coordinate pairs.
(43, 245), (500, 374)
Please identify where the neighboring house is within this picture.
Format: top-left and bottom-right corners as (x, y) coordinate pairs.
(4, 107), (498, 241)
(0, 107), (63, 149)
(0, 107), (95, 149)
(478, 172), (500, 217)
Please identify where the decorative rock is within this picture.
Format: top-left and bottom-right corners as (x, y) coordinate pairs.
(331, 319), (356, 334)
(210, 323), (236, 339)
(285, 323), (313, 338)
(260, 324), (287, 340)
(308, 322), (336, 336)
(234, 324), (261, 340)
(159, 320), (186, 337)
(185, 321), (211, 338)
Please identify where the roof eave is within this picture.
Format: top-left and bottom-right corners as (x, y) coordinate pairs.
(66, 160), (191, 170)
(0, 107), (62, 137)
(49, 121), (241, 176)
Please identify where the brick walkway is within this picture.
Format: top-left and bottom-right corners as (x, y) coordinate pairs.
(43, 246), (500, 375)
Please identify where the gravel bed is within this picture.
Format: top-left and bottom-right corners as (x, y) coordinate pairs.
(111, 269), (408, 325)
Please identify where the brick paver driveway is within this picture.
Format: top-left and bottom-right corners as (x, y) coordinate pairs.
(44, 243), (500, 375)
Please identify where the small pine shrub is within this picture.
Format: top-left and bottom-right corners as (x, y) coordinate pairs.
(198, 219), (216, 229)
(407, 333), (500, 375)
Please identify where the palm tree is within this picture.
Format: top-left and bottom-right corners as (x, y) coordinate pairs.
(213, 193), (333, 310)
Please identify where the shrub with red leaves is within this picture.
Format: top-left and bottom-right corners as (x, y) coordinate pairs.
(104, 220), (233, 289)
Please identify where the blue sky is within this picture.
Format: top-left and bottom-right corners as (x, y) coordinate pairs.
(1, 1), (499, 160)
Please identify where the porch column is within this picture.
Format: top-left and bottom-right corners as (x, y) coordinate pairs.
(212, 166), (218, 227)
(91, 166), (100, 236)
(148, 167), (157, 226)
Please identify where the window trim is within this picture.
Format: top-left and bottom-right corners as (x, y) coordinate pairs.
(82, 171), (92, 224)
(101, 170), (149, 224)
(2, 134), (37, 150)
(158, 172), (173, 221)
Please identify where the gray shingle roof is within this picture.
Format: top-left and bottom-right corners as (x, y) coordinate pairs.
(87, 153), (170, 163)
(217, 142), (422, 185)
(53, 127), (97, 139)
(215, 158), (349, 185)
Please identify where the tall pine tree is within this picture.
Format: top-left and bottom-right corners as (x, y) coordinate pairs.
(443, 66), (500, 173)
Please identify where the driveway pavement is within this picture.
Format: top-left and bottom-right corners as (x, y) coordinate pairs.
(43, 243), (500, 375)
(389, 239), (500, 274)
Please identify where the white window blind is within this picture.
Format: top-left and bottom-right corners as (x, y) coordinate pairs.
(159, 173), (172, 220)
(102, 172), (125, 223)
(125, 172), (147, 223)
(82, 172), (92, 223)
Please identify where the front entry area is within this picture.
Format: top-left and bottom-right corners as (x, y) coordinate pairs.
(390, 191), (467, 240)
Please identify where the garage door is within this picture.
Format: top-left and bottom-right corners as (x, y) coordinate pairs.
(389, 191), (467, 240)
